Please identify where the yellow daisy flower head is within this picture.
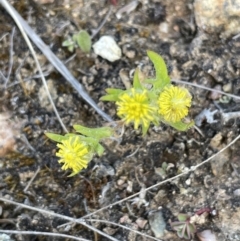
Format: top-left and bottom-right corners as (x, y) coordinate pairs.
(56, 136), (92, 176)
(116, 88), (157, 131)
(158, 85), (192, 123)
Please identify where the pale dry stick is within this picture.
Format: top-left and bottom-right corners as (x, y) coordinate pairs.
(0, 197), (162, 241)
(15, 53), (28, 77)
(20, 134), (35, 152)
(6, 53), (29, 89)
(0, 70), (7, 83)
(23, 166), (40, 193)
(4, 26), (15, 88)
(0, 0), (68, 133)
(0, 219), (16, 226)
(0, 230), (91, 241)
(58, 133), (240, 229)
(0, 32), (9, 41)
(116, 0), (139, 19)
(10, 53), (76, 87)
(126, 145), (141, 158)
(86, 219), (162, 241)
(193, 125), (204, 137)
(0, 0), (113, 123)
(232, 32), (240, 39)
(0, 30), (10, 84)
(0, 198), (119, 241)
(91, 6), (113, 39)
(172, 79), (240, 101)
(23, 53), (76, 81)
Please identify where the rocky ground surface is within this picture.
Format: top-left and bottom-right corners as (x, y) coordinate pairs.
(1, 0), (240, 240)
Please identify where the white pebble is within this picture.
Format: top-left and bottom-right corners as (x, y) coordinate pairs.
(93, 36), (122, 62)
(233, 189), (240, 196)
(185, 178), (191, 185)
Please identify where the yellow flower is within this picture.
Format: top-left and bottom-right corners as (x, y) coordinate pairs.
(56, 136), (92, 176)
(158, 85), (192, 123)
(116, 89), (157, 131)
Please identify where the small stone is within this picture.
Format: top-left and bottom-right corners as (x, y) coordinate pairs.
(93, 36), (122, 62)
(117, 179), (125, 186)
(210, 133), (222, 149)
(194, 0), (240, 38)
(135, 218), (148, 229)
(185, 178), (191, 186)
(211, 148), (230, 176)
(126, 180), (133, 193)
(197, 230), (216, 241)
(38, 79), (57, 111)
(217, 207), (240, 238)
(0, 234), (14, 241)
(209, 85), (222, 100)
(103, 227), (117, 235)
(159, 22), (169, 33)
(223, 83), (232, 92)
(148, 210), (166, 238)
(233, 189), (240, 196)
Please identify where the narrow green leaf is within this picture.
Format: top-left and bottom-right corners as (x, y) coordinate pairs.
(133, 68), (143, 90)
(147, 50), (170, 90)
(100, 88), (124, 101)
(142, 124), (150, 136)
(62, 39), (74, 47)
(73, 125), (113, 139)
(100, 94), (120, 101)
(105, 88), (124, 94)
(95, 143), (105, 156)
(62, 39), (75, 52)
(74, 30), (92, 53)
(68, 45), (75, 52)
(45, 133), (68, 142)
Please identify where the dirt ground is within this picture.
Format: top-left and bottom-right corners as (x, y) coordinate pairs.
(1, 0), (240, 240)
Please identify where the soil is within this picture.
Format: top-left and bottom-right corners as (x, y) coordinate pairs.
(1, 0), (240, 241)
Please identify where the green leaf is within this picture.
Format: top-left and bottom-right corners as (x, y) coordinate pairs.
(171, 222), (185, 231)
(177, 224), (187, 238)
(79, 136), (104, 156)
(105, 88), (124, 95)
(167, 120), (195, 131)
(177, 214), (189, 222)
(95, 143), (105, 156)
(146, 50), (170, 90)
(45, 133), (68, 142)
(186, 223), (196, 238)
(62, 39), (75, 52)
(62, 39), (74, 47)
(73, 125), (113, 140)
(73, 30), (92, 53)
(133, 68), (143, 90)
(100, 88), (124, 101)
(68, 45), (75, 52)
(142, 123), (150, 136)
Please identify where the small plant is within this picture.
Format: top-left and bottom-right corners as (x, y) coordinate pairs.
(101, 50), (194, 134)
(46, 125), (113, 176)
(62, 30), (92, 53)
(170, 213), (196, 239)
(46, 51), (194, 176)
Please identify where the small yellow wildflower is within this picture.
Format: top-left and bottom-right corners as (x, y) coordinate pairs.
(56, 136), (92, 176)
(158, 85), (192, 123)
(116, 88), (157, 130)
